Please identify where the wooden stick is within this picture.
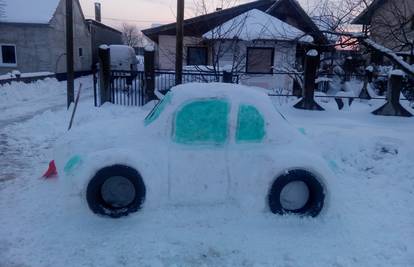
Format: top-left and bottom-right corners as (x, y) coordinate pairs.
(68, 83), (82, 131)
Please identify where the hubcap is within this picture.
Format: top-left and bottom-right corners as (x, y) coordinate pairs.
(280, 181), (310, 211)
(101, 176), (136, 208)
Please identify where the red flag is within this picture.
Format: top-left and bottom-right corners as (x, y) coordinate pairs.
(43, 160), (57, 178)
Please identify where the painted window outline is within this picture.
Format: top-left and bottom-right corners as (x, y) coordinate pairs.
(0, 44), (17, 67)
(144, 92), (172, 126)
(236, 104), (266, 143)
(173, 98), (230, 145)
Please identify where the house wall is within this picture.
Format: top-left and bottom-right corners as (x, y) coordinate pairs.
(0, 0), (92, 75)
(369, 0), (414, 52)
(157, 35), (207, 70)
(0, 24), (53, 74)
(215, 40), (297, 91)
(156, 35), (297, 90)
(50, 0), (92, 74)
(89, 22), (123, 68)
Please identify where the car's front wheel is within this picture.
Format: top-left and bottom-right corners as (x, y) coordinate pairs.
(86, 165), (146, 218)
(268, 169), (325, 217)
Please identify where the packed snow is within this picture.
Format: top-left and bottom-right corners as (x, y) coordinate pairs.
(0, 0), (60, 24)
(203, 9), (313, 43)
(0, 72), (55, 80)
(0, 78), (414, 266)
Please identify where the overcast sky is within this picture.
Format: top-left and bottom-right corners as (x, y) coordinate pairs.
(79, 0), (315, 30)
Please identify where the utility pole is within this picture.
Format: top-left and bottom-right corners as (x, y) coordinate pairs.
(66, 0), (75, 108)
(175, 0), (184, 85)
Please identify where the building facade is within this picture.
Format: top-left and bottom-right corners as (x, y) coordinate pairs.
(0, 0), (91, 76)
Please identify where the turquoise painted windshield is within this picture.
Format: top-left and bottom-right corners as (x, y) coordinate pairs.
(144, 92), (172, 126)
(236, 104), (265, 142)
(174, 99), (229, 145)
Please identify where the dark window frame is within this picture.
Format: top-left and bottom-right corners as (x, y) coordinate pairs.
(0, 44), (17, 66)
(246, 47), (275, 74)
(79, 47), (83, 57)
(186, 46), (208, 66)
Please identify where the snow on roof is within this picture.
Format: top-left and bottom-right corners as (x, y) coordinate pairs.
(203, 9), (313, 43)
(0, 0), (61, 24)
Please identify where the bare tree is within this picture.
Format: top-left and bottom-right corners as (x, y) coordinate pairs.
(367, 0), (414, 61)
(121, 23), (144, 47)
(0, 0), (6, 18)
(190, 0), (240, 16)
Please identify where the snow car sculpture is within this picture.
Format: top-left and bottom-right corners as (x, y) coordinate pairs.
(54, 83), (331, 218)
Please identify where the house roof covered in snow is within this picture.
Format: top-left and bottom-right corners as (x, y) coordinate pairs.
(352, 0), (387, 25)
(142, 0), (328, 44)
(0, 0), (61, 24)
(203, 9), (313, 43)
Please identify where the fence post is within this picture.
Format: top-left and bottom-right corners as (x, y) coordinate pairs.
(359, 66), (373, 100)
(294, 49), (324, 111)
(372, 70), (412, 117)
(222, 71), (233, 83)
(98, 46), (111, 105)
(144, 49), (157, 102)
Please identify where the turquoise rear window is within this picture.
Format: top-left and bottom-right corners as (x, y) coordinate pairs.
(236, 104), (265, 142)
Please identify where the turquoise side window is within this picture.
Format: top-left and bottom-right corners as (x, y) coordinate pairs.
(173, 99), (229, 145)
(144, 92), (172, 126)
(236, 104), (265, 142)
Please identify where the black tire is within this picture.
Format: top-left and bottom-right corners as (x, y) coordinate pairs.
(86, 165), (146, 218)
(268, 169), (325, 217)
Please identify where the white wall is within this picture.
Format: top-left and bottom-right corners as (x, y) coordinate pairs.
(215, 40), (297, 91)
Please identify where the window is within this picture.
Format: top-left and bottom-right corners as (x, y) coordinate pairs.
(144, 92), (173, 126)
(246, 47), (274, 73)
(79, 48), (83, 57)
(173, 99), (229, 145)
(0, 45), (17, 66)
(187, 47), (208, 65)
(236, 104), (265, 142)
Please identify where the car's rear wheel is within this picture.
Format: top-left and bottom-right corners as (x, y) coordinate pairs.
(268, 169), (325, 217)
(86, 165), (146, 218)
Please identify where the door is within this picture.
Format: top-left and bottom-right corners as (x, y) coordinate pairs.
(168, 98), (230, 204)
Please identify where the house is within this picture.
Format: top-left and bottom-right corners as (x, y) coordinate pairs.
(86, 3), (123, 70)
(142, 0), (327, 90)
(0, 0), (92, 76)
(352, 0), (414, 64)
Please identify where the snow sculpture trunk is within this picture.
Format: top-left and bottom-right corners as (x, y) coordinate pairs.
(294, 50), (324, 111)
(98, 47), (111, 105)
(372, 71), (412, 117)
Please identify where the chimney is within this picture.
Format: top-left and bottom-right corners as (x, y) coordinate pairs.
(95, 2), (101, 22)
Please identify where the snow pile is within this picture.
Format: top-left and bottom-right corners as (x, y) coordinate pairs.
(0, 71), (54, 80)
(203, 9), (313, 43)
(0, 76), (92, 124)
(0, 0), (60, 24)
(0, 81), (413, 266)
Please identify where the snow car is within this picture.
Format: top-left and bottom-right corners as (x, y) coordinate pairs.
(54, 83), (331, 218)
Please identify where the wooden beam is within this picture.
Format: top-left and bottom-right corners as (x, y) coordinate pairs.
(175, 0), (184, 85)
(66, 0), (75, 108)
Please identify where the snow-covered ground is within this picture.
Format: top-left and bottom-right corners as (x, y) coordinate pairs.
(0, 78), (413, 266)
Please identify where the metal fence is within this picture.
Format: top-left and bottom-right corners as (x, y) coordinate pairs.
(155, 70), (239, 92)
(109, 70), (146, 106)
